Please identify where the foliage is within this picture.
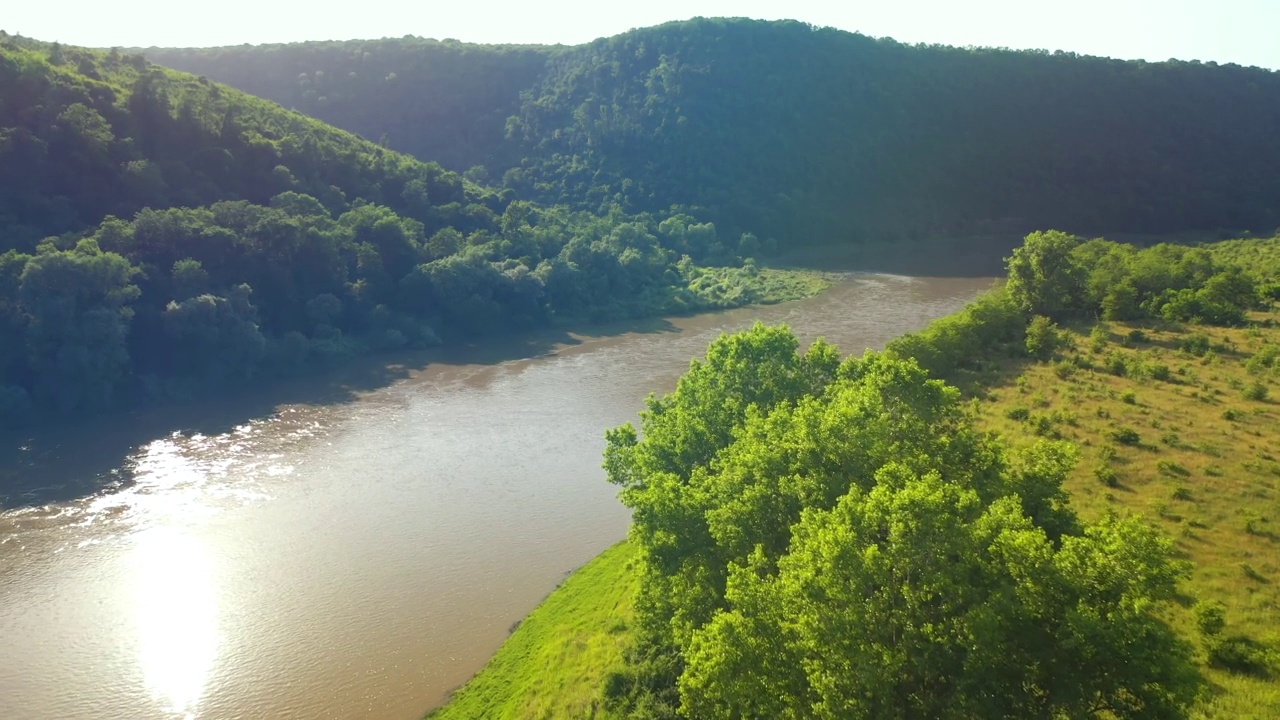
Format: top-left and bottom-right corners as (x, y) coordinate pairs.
(603, 324), (1199, 718)
(1003, 231), (1262, 324)
(1025, 314), (1063, 360)
(146, 19), (1280, 245)
(0, 39), (816, 429)
(883, 287), (1025, 380)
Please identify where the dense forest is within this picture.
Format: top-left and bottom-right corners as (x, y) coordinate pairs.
(145, 18), (1280, 245)
(0, 35), (781, 430)
(595, 232), (1274, 719)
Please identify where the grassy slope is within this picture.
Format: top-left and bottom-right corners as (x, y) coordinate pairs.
(972, 316), (1280, 719)
(426, 542), (638, 720)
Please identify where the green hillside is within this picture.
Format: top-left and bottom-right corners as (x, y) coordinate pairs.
(146, 18), (1280, 246)
(0, 36), (816, 429)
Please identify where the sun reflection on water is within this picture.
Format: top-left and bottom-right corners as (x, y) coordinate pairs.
(131, 526), (219, 718)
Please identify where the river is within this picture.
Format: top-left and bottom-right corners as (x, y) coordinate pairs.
(0, 272), (993, 719)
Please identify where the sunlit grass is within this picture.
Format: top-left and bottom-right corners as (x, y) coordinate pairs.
(973, 312), (1280, 719)
(426, 542), (637, 720)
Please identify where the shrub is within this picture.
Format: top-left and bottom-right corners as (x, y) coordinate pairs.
(1180, 332), (1212, 356)
(1094, 464), (1119, 487)
(1025, 315), (1062, 360)
(1244, 381), (1269, 401)
(1208, 636), (1274, 677)
(1147, 362), (1172, 381)
(1110, 426), (1141, 445)
(1104, 352), (1129, 376)
(1030, 414), (1055, 437)
(1004, 406), (1030, 421)
(1089, 324), (1110, 353)
(1194, 600), (1226, 638)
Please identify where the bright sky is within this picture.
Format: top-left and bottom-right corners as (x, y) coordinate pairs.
(6, 0), (1279, 70)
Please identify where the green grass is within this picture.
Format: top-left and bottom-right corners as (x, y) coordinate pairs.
(426, 542), (637, 720)
(973, 314), (1280, 719)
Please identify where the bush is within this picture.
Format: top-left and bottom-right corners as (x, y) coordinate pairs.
(1104, 352), (1129, 376)
(1025, 315), (1062, 360)
(1146, 362), (1172, 381)
(1110, 426), (1141, 445)
(1053, 360), (1076, 379)
(1208, 636), (1275, 678)
(1094, 464), (1119, 487)
(1004, 406), (1030, 421)
(1089, 324), (1110, 353)
(1244, 381), (1269, 401)
(1180, 332), (1212, 356)
(1194, 600), (1226, 638)
(884, 288), (1026, 380)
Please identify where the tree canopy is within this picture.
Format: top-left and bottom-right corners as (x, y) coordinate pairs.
(600, 321), (1201, 719)
(0, 37), (779, 430)
(146, 18), (1280, 246)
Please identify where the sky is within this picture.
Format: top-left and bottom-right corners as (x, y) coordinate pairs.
(5, 0), (1280, 70)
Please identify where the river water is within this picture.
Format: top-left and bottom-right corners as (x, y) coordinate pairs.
(0, 273), (993, 719)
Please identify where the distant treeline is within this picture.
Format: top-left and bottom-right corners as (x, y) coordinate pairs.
(0, 38), (769, 429)
(145, 18), (1280, 244)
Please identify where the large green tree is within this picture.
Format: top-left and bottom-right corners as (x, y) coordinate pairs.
(604, 324), (1201, 719)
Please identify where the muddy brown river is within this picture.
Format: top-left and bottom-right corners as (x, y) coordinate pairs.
(0, 272), (993, 719)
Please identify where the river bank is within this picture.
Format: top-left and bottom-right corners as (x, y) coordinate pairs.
(0, 271), (992, 720)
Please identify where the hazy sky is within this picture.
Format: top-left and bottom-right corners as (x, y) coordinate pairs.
(6, 0), (1279, 69)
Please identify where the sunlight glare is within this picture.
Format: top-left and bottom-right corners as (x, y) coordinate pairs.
(131, 527), (219, 718)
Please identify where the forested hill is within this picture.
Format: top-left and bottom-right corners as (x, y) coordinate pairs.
(144, 38), (557, 174)
(0, 35), (499, 249)
(143, 18), (1280, 245)
(0, 35), (797, 430)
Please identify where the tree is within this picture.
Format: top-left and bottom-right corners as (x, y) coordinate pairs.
(1005, 230), (1087, 319)
(161, 284), (266, 381)
(606, 326), (1201, 719)
(680, 477), (1200, 720)
(19, 240), (139, 412)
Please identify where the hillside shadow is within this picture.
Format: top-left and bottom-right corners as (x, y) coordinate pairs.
(0, 315), (680, 510)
